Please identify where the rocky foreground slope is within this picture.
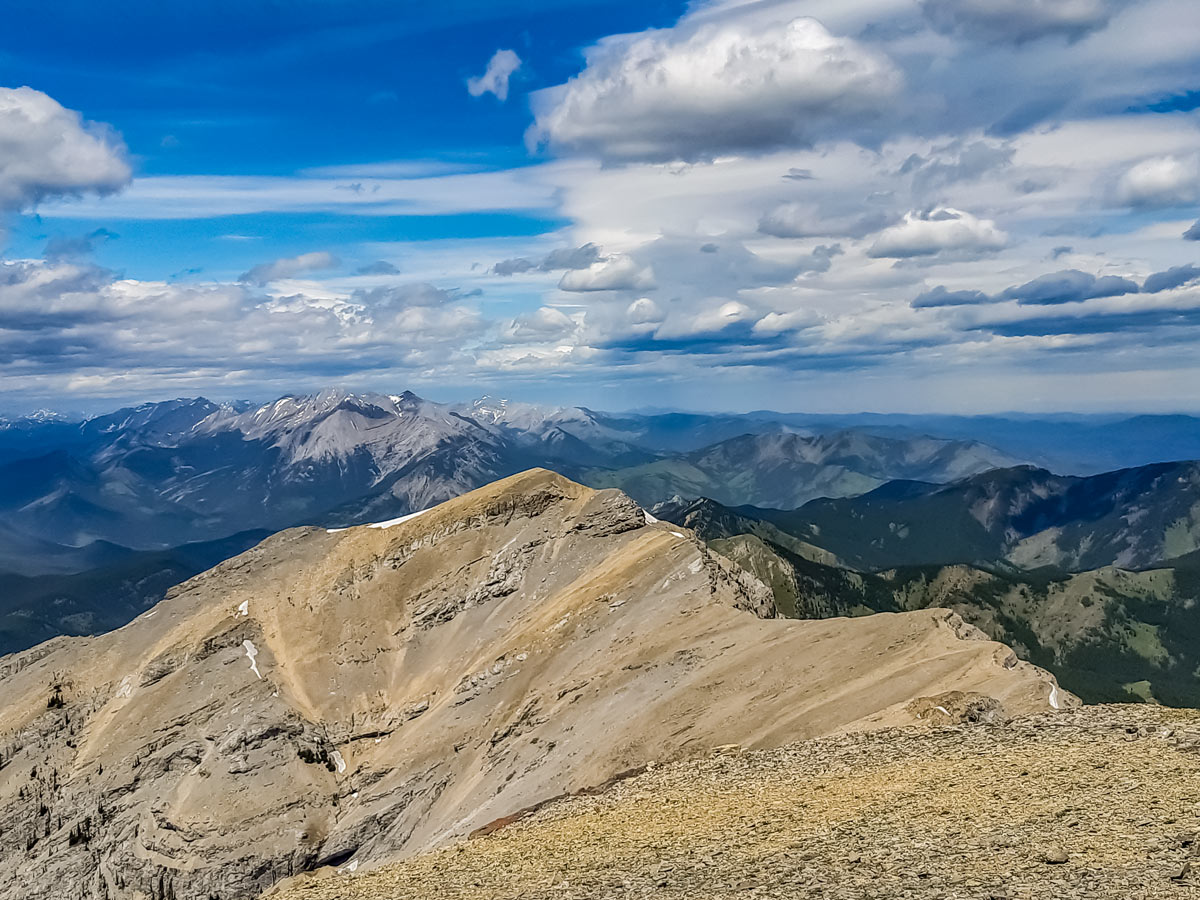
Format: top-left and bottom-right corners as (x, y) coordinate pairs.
(272, 705), (1200, 900)
(0, 471), (1064, 899)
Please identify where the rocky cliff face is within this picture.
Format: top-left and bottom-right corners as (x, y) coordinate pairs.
(0, 470), (1066, 900)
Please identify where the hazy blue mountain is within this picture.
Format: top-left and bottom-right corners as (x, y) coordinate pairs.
(0, 530), (270, 657)
(653, 495), (1200, 707)
(586, 430), (1025, 509)
(755, 461), (1200, 572)
(595, 409), (1200, 473)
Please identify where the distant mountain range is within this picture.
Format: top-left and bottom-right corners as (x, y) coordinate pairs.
(587, 430), (1023, 509)
(0, 389), (1028, 568)
(754, 461), (1200, 572)
(4, 388), (1200, 677)
(652, 464), (1200, 706)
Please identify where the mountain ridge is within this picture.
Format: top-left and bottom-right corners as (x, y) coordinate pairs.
(0, 469), (1064, 900)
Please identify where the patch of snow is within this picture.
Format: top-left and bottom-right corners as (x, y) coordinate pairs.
(643, 511), (659, 524)
(242, 640), (262, 679)
(326, 506), (432, 534)
(236, 600), (249, 617)
(1049, 684), (1062, 710)
(516, 652), (527, 661)
(688, 558), (704, 575)
(368, 508), (430, 529)
(338, 858), (358, 874)
(670, 531), (685, 538)
(934, 705), (950, 717)
(609, 599), (627, 609)
(115, 675), (133, 699)
(140, 610), (157, 619)
(331, 750), (347, 774)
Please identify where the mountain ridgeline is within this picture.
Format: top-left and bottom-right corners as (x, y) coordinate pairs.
(0, 390), (1025, 558)
(651, 460), (1200, 706)
(2, 389), (1200, 708)
(0, 471), (1062, 900)
(0, 390), (1034, 654)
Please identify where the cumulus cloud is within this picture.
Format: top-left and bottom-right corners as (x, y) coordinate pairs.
(14, 3), (1200, 410)
(530, 16), (901, 162)
(0, 259), (494, 401)
(626, 297), (664, 325)
(491, 257), (536, 276)
(1114, 156), (1200, 208)
(239, 251), (340, 285)
(1186, 220), (1200, 241)
(493, 243), (604, 276)
(758, 202), (890, 240)
(509, 306), (576, 340)
(915, 263), (1198, 312)
(910, 285), (991, 308)
(540, 243), (604, 271)
(999, 269), (1139, 305)
(897, 139), (1014, 192)
(353, 282), (458, 308)
(558, 255), (656, 292)
(868, 208), (1007, 258)
(467, 49), (522, 102)
(0, 86), (130, 213)
(355, 260), (399, 275)
(922, 0), (1117, 44)
(688, 301), (753, 334)
(1142, 263), (1200, 294)
(752, 309), (821, 335)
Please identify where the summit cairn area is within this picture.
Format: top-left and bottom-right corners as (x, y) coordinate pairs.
(271, 705), (1200, 900)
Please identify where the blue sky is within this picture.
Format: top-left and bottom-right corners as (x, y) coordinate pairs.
(2, 0), (1200, 414)
(2, 0), (682, 275)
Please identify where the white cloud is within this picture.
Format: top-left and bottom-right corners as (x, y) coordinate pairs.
(868, 208), (1008, 258)
(758, 201), (889, 239)
(655, 300), (753, 338)
(12, 3), (1200, 413)
(509, 306), (577, 340)
(239, 251), (340, 285)
(922, 0), (1118, 44)
(752, 309), (821, 335)
(35, 168), (558, 220)
(558, 255), (657, 292)
(0, 86), (130, 213)
(530, 16), (901, 162)
(626, 297), (664, 325)
(0, 259), (492, 402)
(467, 49), (522, 102)
(1114, 156), (1200, 208)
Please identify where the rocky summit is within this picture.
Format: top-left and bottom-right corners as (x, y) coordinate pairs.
(270, 705), (1200, 900)
(0, 470), (1062, 900)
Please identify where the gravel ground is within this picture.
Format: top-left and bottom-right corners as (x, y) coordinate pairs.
(270, 705), (1200, 900)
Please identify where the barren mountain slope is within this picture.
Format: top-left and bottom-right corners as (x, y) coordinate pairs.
(0, 470), (1064, 900)
(271, 706), (1200, 900)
